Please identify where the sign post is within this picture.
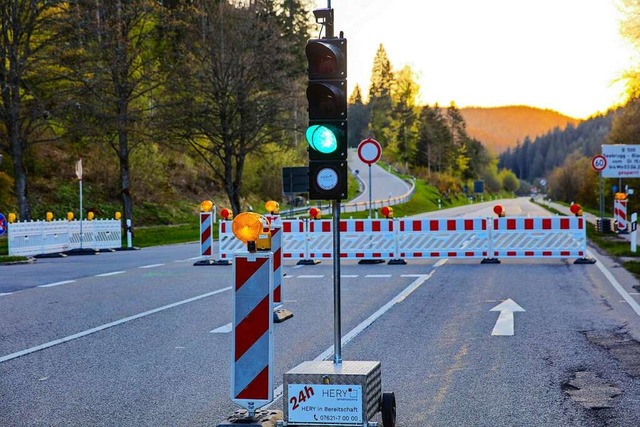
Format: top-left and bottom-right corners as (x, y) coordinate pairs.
(592, 154), (607, 221)
(357, 138), (382, 219)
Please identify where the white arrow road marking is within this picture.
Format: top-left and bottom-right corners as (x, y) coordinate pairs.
(210, 323), (232, 334)
(490, 298), (525, 336)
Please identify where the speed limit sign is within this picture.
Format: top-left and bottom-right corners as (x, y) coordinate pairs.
(592, 155), (607, 171)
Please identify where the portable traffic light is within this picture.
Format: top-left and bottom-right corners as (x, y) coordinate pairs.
(305, 36), (348, 200)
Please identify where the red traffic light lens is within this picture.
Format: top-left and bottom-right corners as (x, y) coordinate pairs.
(306, 40), (346, 79)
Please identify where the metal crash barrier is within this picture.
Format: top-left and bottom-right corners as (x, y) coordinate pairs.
(217, 216), (593, 264)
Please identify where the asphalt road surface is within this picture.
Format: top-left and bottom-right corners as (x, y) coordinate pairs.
(3, 198), (640, 426)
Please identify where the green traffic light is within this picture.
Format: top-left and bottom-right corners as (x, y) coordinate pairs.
(306, 124), (337, 153)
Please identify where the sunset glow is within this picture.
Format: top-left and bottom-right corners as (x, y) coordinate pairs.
(317, 0), (635, 119)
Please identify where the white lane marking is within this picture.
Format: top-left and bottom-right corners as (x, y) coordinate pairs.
(0, 287), (232, 364)
(341, 275), (358, 278)
(95, 271), (126, 277)
(589, 250), (640, 317)
(210, 323), (233, 334)
(490, 299), (526, 336)
(139, 264), (165, 269)
(38, 280), (76, 288)
(434, 259), (448, 268)
(365, 274), (391, 278)
(292, 265), (305, 269)
(266, 270), (438, 407)
(0, 292), (13, 297)
(297, 275), (324, 279)
(174, 256), (203, 263)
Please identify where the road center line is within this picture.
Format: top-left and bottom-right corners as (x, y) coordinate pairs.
(39, 280), (76, 288)
(139, 264), (165, 269)
(267, 268), (440, 407)
(0, 292), (13, 297)
(297, 275), (324, 279)
(365, 274), (391, 278)
(95, 271), (126, 277)
(0, 287), (232, 364)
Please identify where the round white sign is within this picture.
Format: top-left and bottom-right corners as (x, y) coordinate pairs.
(316, 167), (338, 190)
(357, 138), (382, 165)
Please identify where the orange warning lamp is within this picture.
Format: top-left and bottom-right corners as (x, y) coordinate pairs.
(265, 200), (279, 214)
(8, 213), (17, 223)
(220, 208), (233, 220)
(615, 192), (627, 200)
(46, 211), (53, 222)
(309, 207), (321, 219)
(115, 211), (122, 220)
(200, 200), (213, 212)
(87, 211), (95, 221)
(493, 205), (504, 217)
(67, 212), (74, 221)
(232, 212), (270, 252)
(381, 206), (394, 219)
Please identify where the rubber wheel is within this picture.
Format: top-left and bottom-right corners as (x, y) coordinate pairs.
(381, 392), (396, 427)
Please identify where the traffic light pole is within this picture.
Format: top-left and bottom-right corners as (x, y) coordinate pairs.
(332, 200), (342, 364)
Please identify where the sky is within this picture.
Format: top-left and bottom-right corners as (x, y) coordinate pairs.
(313, 0), (636, 119)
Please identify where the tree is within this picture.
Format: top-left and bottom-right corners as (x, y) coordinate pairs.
(368, 44), (394, 148)
(62, 0), (165, 231)
(0, 1), (64, 220)
(389, 65), (419, 165)
(347, 84), (370, 147)
(162, 1), (305, 215)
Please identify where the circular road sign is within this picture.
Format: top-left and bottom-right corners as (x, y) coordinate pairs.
(0, 213), (6, 236)
(316, 167), (339, 191)
(592, 155), (607, 171)
(357, 138), (382, 165)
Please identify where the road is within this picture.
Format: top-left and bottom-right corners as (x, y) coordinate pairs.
(3, 198), (640, 426)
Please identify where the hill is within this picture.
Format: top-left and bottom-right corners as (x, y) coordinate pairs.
(460, 106), (580, 154)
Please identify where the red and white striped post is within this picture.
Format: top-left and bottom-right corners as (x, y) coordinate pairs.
(231, 252), (274, 416)
(615, 198), (628, 233)
(200, 212), (213, 258)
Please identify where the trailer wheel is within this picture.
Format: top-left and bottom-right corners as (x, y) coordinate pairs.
(381, 392), (396, 427)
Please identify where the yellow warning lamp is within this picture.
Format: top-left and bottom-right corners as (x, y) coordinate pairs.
(200, 200), (213, 212)
(8, 213), (17, 223)
(46, 211), (53, 222)
(87, 211), (95, 221)
(232, 212), (271, 252)
(381, 206), (394, 219)
(265, 200), (279, 215)
(67, 212), (74, 221)
(115, 211), (122, 220)
(615, 192), (627, 200)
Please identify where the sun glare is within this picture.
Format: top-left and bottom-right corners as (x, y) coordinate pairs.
(320, 0), (636, 119)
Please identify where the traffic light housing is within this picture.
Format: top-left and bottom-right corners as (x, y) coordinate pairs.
(305, 37), (348, 200)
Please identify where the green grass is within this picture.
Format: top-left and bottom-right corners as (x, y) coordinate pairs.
(131, 221), (202, 248)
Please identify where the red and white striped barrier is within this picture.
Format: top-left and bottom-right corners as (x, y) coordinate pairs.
(396, 218), (489, 259)
(490, 217), (587, 259)
(219, 220), (245, 261)
(231, 252), (274, 414)
(199, 212), (213, 257)
(265, 215), (283, 306)
(615, 199), (628, 232)
(217, 216), (592, 263)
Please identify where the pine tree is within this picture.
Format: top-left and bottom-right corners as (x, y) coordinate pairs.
(368, 44), (394, 147)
